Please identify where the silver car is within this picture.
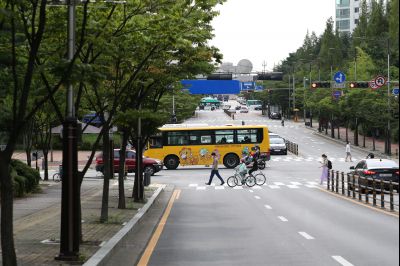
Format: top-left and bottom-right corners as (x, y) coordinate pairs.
(270, 137), (287, 155)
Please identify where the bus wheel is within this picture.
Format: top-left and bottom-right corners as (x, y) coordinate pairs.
(223, 154), (239, 169)
(164, 155), (179, 170)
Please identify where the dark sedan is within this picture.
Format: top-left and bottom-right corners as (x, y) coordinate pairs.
(348, 159), (399, 193)
(269, 112), (281, 120)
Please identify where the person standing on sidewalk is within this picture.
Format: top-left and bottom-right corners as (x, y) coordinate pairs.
(319, 154), (329, 185)
(206, 152), (225, 186)
(345, 141), (352, 162)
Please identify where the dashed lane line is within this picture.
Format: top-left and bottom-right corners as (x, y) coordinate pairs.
(254, 196), (261, 200)
(298, 232), (315, 240)
(278, 216), (288, 222)
(264, 205), (272, 209)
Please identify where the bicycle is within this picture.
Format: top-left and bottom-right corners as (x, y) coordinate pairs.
(52, 172), (62, 182)
(227, 167), (256, 188)
(250, 170), (266, 186)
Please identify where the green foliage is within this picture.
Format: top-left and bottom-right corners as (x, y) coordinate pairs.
(10, 160), (40, 197)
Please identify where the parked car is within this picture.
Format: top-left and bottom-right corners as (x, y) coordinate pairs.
(254, 105), (263, 110)
(269, 112), (282, 120)
(240, 106), (249, 113)
(235, 106), (241, 110)
(348, 159), (399, 192)
(268, 133), (280, 139)
(95, 149), (163, 175)
(269, 137), (287, 155)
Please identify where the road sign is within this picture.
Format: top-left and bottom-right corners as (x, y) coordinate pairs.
(369, 80), (379, 90)
(374, 75), (386, 87)
(393, 88), (399, 95)
(332, 90), (342, 100)
(333, 82), (345, 89)
(334, 71), (346, 84)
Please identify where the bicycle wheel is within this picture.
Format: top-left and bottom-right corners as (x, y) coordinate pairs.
(227, 176), (237, 187)
(53, 173), (61, 182)
(245, 175), (256, 187)
(254, 173), (266, 186)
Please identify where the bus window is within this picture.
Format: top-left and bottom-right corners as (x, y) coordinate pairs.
(149, 137), (163, 148)
(167, 131), (189, 146)
(216, 130), (234, 144)
(201, 135), (212, 144)
(237, 129), (259, 143)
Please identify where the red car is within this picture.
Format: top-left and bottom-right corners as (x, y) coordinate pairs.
(95, 149), (163, 175)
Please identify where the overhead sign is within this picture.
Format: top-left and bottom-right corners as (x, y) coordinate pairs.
(374, 75), (386, 87)
(333, 82), (345, 89)
(334, 71), (346, 84)
(392, 88), (399, 95)
(181, 80), (241, 95)
(242, 82), (256, 91)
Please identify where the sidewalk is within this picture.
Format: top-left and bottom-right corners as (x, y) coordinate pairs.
(0, 176), (163, 265)
(302, 120), (399, 161)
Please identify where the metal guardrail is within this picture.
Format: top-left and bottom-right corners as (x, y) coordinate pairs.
(327, 170), (399, 213)
(283, 139), (298, 155)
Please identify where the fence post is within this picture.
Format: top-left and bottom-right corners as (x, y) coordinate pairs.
(331, 170), (335, 192)
(365, 178), (369, 204)
(358, 176), (362, 202)
(389, 181), (394, 212)
(380, 180), (384, 209)
(327, 171), (330, 189)
(352, 174), (356, 199)
(347, 173), (350, 197)
(341, 172), (345, 195)
(372, 178), (377, 207)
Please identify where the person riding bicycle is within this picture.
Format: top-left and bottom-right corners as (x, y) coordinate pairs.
(248, 146), (260, 176)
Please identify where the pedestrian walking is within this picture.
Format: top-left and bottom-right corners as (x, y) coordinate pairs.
(206, 152), (225, 186)
(319, 154), (329, 185)
(345, 141), (352, 162)
(281, 118), (285, 126)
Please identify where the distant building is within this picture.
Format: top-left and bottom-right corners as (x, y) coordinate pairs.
(335, 0), (360, 34)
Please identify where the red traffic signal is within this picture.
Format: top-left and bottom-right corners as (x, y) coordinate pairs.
(349, 82), (369, 88)
(310, 82), (330, 89)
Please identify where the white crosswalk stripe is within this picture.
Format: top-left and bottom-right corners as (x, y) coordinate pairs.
(187, 181), (321, 191)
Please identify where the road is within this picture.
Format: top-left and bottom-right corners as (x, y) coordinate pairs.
(109, 102), (399, 266)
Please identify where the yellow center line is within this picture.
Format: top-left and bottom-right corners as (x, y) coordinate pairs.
(137, 189), (180, 266)
(316, 187), (399, 218)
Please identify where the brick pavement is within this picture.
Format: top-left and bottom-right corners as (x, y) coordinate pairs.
(0, 177), (160, 265)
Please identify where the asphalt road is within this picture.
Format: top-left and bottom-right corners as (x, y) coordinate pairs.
(109, 103), (399, 266)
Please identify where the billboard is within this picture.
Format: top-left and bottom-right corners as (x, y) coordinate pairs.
(181, 80), (241, 95)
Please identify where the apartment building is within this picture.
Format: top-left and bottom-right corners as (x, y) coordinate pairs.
(335, 0), (361, 34)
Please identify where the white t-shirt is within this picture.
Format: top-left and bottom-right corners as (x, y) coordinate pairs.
(346, 144), (351, 153)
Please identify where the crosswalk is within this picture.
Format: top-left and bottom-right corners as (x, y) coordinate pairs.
(269, 156), (359, 162)
(187, 181), (321, 191)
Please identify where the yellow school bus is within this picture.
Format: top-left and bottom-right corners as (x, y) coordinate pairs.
(144, 124), (270, 169)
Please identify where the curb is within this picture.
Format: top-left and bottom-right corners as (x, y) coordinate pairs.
(83, 184), (166, 266)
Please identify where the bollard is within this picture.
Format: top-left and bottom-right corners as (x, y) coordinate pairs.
(372, 178), (377, 207)
(331, 170), (335, 192)
(365, 178), (369, 204)
(389, 181), (394, 212)
(347, 173), (350, 197)
(380, 180), (385, 209)
(327, 172), (330, 190)
(358, 176), (362, 202)
(352, 174), (356, 199)
(335, 171), (339, 193)
(341, 172), (345, 195)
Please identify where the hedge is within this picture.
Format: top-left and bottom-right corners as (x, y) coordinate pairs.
(10, 160), (40, 197)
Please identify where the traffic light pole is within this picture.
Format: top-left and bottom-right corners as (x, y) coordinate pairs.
(386, 39), (391, 155)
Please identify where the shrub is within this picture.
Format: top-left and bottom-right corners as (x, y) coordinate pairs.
(10, 159), (40, 196)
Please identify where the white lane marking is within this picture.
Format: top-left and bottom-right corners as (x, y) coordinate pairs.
(254, 196), (261, 200)
(307, 181), (318, 185)
(298, 232), (314, 240)
(287, 185), (299, 189)
(264, 205), (272, 209)
(189, 184), (198, 187)
(290, 182), (302, 186)
(249, 190), (254, 193)
(274, 182), (285, 186)
(253, 186), (262, 189)
(233, 186), (243, 190)
(332, 256), (354, 266)
(268, 185), (280, 189)
(196, 186), (206, 190)
(215, 186), (225, 190)
(305, 185), (317, 188)
(278, 216), (288, 222)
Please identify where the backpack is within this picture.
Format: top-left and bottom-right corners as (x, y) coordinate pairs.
(327, 160), (332, 169)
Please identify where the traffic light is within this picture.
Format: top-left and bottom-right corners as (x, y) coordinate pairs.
(349, 82), (369, 88)
(256, 72), (283, 81)
(310, 82), (330, 88)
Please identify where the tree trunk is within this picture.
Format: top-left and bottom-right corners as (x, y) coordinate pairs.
(372, 129), (376, 151)
(337, 122), (340, 139)
(100, 128), (110, 223)
(118, 130), (129, 209)
(330, 119), (335, 139)
(43, 152), (49, 181)
(0, 154), (17, 266)
(354, 118), (359, 146)
(346, 122), (349, 143)
(133, 139), (144, 202)
(363, 127), (366, 148)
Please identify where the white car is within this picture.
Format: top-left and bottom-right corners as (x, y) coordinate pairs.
(240, 106), (249, 113)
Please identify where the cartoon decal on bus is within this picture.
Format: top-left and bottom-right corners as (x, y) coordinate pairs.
(179, 147), (220, 166)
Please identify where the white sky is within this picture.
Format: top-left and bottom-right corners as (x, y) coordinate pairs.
(210, 0), (334, 72)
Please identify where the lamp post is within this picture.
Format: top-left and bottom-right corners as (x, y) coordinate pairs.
(56, 0), (80, 261)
